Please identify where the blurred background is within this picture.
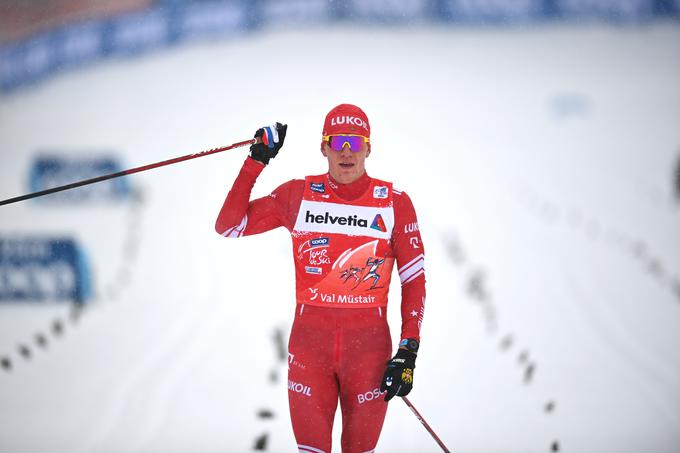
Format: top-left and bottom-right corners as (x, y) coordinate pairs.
(1, 1), (679, 452)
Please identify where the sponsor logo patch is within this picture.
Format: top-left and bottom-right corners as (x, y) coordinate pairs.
(288, 380), (312, 397)
(330, 116), (369, 131)
(404, 222), (419, 233)
(370, 214), (387, 233)
(288, 353), (306, 370)
(305, 266), (322, 275)
(373, 186), (388, 199)
(305, 211), (368, 227)
(297, 237), (331, 266)
(309, 291), (377, 305)
(357, 387), (386, 404)
(309, 237), (329, 247)
(310, 182), (325, 193)
(294, 201), (394, 239)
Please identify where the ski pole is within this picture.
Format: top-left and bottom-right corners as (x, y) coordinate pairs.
(402, 396), (451, 453)
(0, 138), (257, 207)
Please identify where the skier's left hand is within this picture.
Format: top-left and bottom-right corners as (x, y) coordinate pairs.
(249, 122), (287, 165)
(380, 340), (418, 401)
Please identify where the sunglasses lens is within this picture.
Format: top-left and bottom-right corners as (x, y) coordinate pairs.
(329, 136), (364, 152)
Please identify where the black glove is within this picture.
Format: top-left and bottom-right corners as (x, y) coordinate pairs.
(380, 338), (419, 402)
(249, 122), (287, 165)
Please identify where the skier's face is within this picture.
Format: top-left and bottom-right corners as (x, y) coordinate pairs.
(321, 139), (370, 184)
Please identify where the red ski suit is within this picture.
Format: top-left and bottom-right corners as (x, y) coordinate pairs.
(215, 157), (426, 453)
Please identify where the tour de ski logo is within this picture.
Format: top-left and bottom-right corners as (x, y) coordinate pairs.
(297, 237), (331, 270)
(334, 240), (389, 290)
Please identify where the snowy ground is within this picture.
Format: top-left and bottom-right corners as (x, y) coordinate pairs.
(1, 23), (679, 453)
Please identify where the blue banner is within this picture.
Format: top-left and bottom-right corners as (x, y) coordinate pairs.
(552, 0), (655, 20)
(440, 0), (545, 23)
(0, 238), (91, 303)
(29, 154), (132, 204)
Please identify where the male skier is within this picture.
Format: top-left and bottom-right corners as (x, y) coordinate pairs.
(215, 104), (426, 453)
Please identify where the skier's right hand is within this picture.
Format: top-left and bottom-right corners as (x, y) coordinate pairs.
(249, 122), (287, 165)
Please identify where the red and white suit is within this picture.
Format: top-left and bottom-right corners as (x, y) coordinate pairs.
(215, 157), (426, 453)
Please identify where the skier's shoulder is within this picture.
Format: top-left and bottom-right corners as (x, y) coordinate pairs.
(362, 174), (414, 208)
(270, 178), (304, 205)
(366, 174), (393, 188)
(364, 174), (404, 194)
(367, 175), (408, 202)
(392, 185), (408, 199)
(301, 173), (327, 183)
(275, 178), (305, 191)
(389, 181), (417, 215)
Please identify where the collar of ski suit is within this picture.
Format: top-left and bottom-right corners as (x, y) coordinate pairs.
(326, 172), (371, 201)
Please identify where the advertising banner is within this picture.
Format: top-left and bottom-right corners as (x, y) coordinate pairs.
(0, 237), (91, 303)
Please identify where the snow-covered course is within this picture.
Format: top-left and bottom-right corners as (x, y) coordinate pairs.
(1, 24), (679, 453)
